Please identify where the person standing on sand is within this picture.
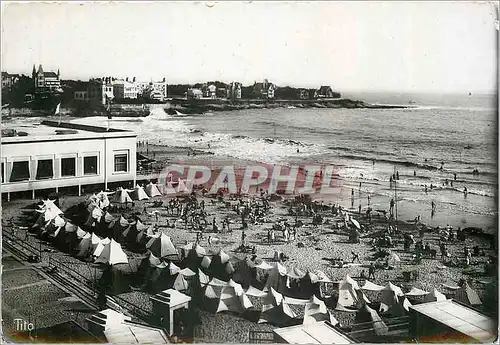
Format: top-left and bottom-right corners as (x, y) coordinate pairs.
(454, 173), (457, 181)
(414, 170), (416, 177)
(389, 198), (395, 217)
(463, 187), (468, 198)
(367, 195), (371, 205)
(358, 204), (362, 214)
(351, 251), (361, 263)
(351, 189), (355, 208)
(368, 263), (376, 279)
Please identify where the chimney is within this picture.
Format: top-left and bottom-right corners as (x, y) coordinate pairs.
(163, 77), (166, 82)
(126, 77), (129, 82)
(133, 77), (136, 82)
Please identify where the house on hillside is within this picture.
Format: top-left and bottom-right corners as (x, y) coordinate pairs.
(315, 86), (334, 98)
(253, 79), (276, 99)
(216, 86), (227, 99)
(1, 72), (20, 91)
(32, 64), (61, 93)
(296, 89), (309, 100)
(187, 88), (203, 99)
(202, 84), (217, 99)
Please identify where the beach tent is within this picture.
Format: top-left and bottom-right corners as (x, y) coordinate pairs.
(265, 263), (288, 294)
(146, 233), (178, 258)
(337, 275), (369, 308)
(353, 304), (388, 336)
(382, 294), (412, 317)
(198, 268), (211, 286)
(405, 287), (429, 296)
(380, 282), (404, 311)
(112, 188), (133, 204)
(361, 280), (385, 291)
(91, 233), (103, 250)
(145, 182), (162, 197)
(245, 285), (267, 297)
(387, 252), (401, 267)
(258, 300), (298, 326)
(254, 260), (274, 270)
(93, 237), (112, 257)
(74, 232), (92, 258)
(201, 256), (212, 269)
(132, 185), (150, 201)
(454, 283), (482, 307)
(96, 191), (111, 209)
(423, 288), (447, 303)
(76, 226), (87, 239)
(225, 261), (235, 275)
(95, 239), (129, 265)
(288, 267), (306, 280)
(303, 296), (339, 326)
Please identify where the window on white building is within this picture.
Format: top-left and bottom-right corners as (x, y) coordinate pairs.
(10, 161), (30, 182)
(114, 151), (128, 172)
(61, 157), (76, 177)
(36, 159), (54, 179)
(84, 156), (98, 175)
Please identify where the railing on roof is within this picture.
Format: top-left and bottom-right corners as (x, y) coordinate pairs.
(41, 120), (127, 133)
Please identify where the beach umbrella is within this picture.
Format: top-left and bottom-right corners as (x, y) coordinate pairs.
(145, 233), (177, 258)
(351, 218), (361, 229)
(454, 282), (482, 306)
(93, 237), (112, 257)
(95, 239), (129, 265)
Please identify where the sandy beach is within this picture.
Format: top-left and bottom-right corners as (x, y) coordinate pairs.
(2, 141), (497, 342)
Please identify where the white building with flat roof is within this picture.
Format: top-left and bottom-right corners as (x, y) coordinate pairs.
(1, 121), (137, 199)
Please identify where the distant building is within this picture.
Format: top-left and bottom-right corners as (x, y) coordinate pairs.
(1, 72), (20, 91)
(187, 88), (203, 99)
(216, 87), (227, 99)
(1, 121), (137, 200)
(253, 79), (276, 99)
(315, 86), (335, 99)
(32, 64), (61, 93)
(74, 90), (89, 102)
(202, 84), (217, 99)
(113, 80), (139, 99)
(297, 89), (310, 100)
(88, 77), (114, 106)
(228, 82), (242, 100)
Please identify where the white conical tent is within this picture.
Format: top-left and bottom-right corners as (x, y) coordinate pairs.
(198, 269), (210, 286)
(424, 288), (447, 303)
(258, 301), (297, 325)
(337, 275), (365, 308)
(265, 262), (288, 292)
(112, 188), (133, 204)
(133, 185), (150, 201)
(179, 267), (196, 277)
(145, 182), (162, 197)
(76, 227), (87, 239)
(361, 280), (385, 291)
(405, 287), (429, 296)
(145, 233), (177, 258)
(169, 262), (181, 275)
(93, 237), (111, 257)
(303, 296), (339, 326)
(217, 249), (230, 264)
(95, 239), (129, 265)
(380, 282), (405, 312)
(96, 191), (110, 209)
(173, 273), (189, 291)
(91, 233), (103, 249)
(201, 256), (212, 269)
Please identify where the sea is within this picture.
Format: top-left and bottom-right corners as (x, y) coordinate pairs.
(7, 92), (499, 232)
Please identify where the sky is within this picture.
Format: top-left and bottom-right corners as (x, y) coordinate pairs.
(1, 1), (498, 93)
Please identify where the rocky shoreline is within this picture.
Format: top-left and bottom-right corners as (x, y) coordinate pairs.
(1, 98), (410, 119)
